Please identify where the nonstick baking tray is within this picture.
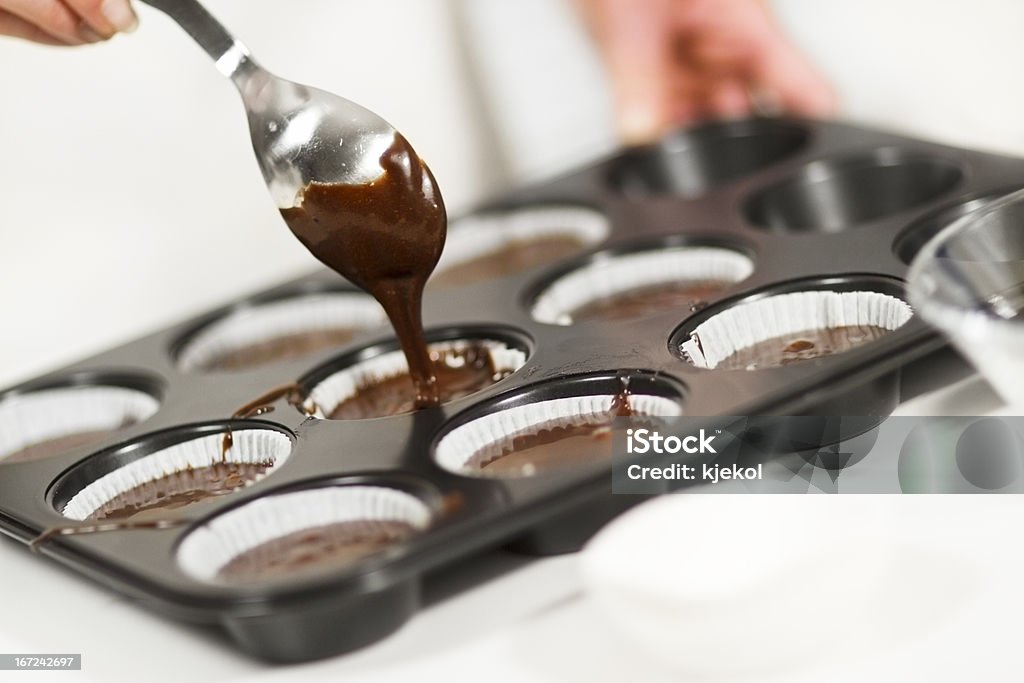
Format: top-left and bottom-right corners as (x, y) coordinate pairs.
(2, 117), (1023, 662)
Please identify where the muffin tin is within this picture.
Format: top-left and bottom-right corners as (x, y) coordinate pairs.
(2, 117), (1024, 662)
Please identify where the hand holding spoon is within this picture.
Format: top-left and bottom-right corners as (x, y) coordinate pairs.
(139, 0), (446, 404)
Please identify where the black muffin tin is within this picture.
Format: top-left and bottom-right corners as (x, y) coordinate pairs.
(2, 117), (1023, 662)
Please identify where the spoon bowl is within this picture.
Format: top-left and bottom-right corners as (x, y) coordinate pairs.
(140, 0), (400, 207)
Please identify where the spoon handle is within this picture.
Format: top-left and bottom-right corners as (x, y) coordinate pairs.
(138, 0), (255, 81)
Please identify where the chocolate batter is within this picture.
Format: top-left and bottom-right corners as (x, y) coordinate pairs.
(198, 329), (362, 372)
(216, 519), (418, 584)
(280, 135), (446, 407)
(221, 386), (314, 460)
(718, 325), (892, 370)
(3, 429), (116, 465)
(90, 462), (272, 522)
(569, 279), (730, 323)
(465, 389), (642, 478)
(30, 517), (187, 551)
(329, 343), (512, 420)
(431, 235), (588, 287)
(470, 422), (616, 477)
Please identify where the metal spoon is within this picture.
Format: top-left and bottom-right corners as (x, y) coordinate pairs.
(138, 0), (401, 208)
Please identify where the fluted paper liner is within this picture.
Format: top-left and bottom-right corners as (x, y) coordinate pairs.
(61, 428), (292, 521)
(531, 246), (754, 325)
(680, 290), (913, 369)
(435, 393), (683, 477)
(435, 206), (609, 275)
(176, 485), (433, 583)
(307, 339), (528, 418)
(177, 292), (386, 372)
(0, 386), (159, 462)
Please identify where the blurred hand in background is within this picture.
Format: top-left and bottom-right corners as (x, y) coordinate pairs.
(0, 0), (137, 45)
(577, 0), (836, 142)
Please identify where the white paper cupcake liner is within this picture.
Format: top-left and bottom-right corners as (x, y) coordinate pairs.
(307, 339), (528, 418)
(435, 206), (609, 274)
(435, 393), (683, 477)
(0, 386), (160, 462)
(61, 428), (292, 521)
(531, 246), (755, 325)
(680, 290), (914, 370)
(176, 485), (433, 583)
(177, 292), (386, 372)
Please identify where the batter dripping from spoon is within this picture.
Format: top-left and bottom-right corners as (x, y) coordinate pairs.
(280, 134), (446, 408)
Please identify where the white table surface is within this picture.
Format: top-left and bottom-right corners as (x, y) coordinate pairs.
(1, 374), (1019, 683)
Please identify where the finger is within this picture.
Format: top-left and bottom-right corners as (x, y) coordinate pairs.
(64, 0), (137, 37)
(685, 33), (753, 75)
(0, 8), (68, 45)
(705, 78), (753, 119)
(665, 96), (703, 128)
(670, 0), (833, 115)
(754, 46), (836, 115)
(1, 0), (101, 44)
(747, 19), (837, 116)
(584, 0), (676, 143)
(665, 63), (707, 127)
(664, 58), (746, 128)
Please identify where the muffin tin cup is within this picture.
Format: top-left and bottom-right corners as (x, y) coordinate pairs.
(608, 118), (810, 198)
(529, 244), (755, 326)
(2, 118), (1024, 662)
(177, 484), (433, 585)
(678, 289), (913, 370)
(0, 379), (160, 464)
(176, 291), (387, 373)
(431, 205), (610, 286)
(52, 424), (292, 522)
(303, 332), (530, 419)
(435, 393), (683, 479)
(744, 147), (964, 232)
